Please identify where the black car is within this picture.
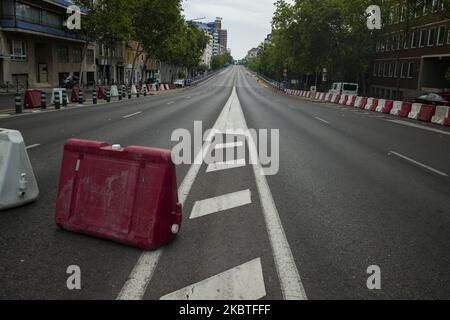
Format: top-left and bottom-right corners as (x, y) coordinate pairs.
(62, 75), (79, 89)
(411, 93), (450, 106)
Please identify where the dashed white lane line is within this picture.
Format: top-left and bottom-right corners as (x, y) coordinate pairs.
(123, 111), (142, 119)
(206, 159), (246, 173)
(215, 141), (244, 150)
(387, 119), (450, 136)
(190, 189), (252, 220)
(225, 87), (307, 300)
(117, 86), (236, 301)
(315, 117), (330, 124)
(389, 151), (448, 177)
(167, 101), (175, 105)
(26, 144), (41, 150)
(160, 258), (266, 300)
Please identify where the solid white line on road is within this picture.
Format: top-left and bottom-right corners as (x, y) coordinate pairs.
(226, 87), (307, 300)
(123, 111), (142, 119)
(117, 86), (236, 301)
(206, 159), (247, 173)
(160, 258), (266, 300)
(190, 189), (252, 220)
(26, 144), (41, 150)
(387, 119), (450, 136)
(389, 151), (448, 177)
(315, 117), (330, 124)
(215, 141), (244, 150)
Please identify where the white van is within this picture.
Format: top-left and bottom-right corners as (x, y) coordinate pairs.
(329, 82), (359, 96)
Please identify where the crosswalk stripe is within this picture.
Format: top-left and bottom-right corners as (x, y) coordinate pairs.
(160, 258), (266, 300)
(190, 189), (252, 220)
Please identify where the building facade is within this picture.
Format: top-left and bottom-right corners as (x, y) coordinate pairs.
(0, 0), (96, 89)
(370, 0), (450, 100)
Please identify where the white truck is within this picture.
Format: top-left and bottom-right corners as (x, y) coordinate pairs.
(329, 82), (359, 96)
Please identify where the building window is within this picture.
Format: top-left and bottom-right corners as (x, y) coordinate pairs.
(378, 63), (383, 77)
(87, 49), (95, 64)
(41, 10), (62, 29)
(383, 63), (388, 77)
(400, 62), (407, 79)
(411, 30), (418, 48)
(428, 27), (436, 47)
(419, 29), (427, 47)
(10, 40), (27, 61)
(447, 27), (450, 44)
(15, 3), (40, 25)
(407, 62), (414, 79)
(404, 33), (410, 49)
(373, 64), (377, 77)
(57, 46), (69, 63)
(73, 48), (83, 63)
(389, 63), (394, 77)
(437, 26), (446, 46)
(394, 62), (398, 78)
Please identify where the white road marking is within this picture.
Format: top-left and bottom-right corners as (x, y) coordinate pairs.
(160, 258), (266, 300)
(117, 86), (237, 301)
(387, 119), (450, 136)
(206, 159), (246, 173)
(389, 151), (448, 177)
(315, 117), (330, 124)
(225, 87), (307, 300)
(0, 114), (10, 117)
(123, 111), (142, 119)
(190, 189), (252, 220)
(215, 141), (244, 150)
(26, 144), (41, 150)
(167, 101), (175, 105)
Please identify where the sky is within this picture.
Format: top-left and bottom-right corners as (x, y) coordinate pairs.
(182, 0), (276, 59)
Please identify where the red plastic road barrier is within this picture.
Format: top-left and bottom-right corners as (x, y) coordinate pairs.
(71, 88), (79, 102)
(398, 102), (413, 118)
(350, 96), (357, 107)
(418, 104), (436, 122)
(359, 97), (368, 109)
(343, 95), (349, 105)
(98, 86), (105, 99)
(370, 98), (379, 111)
(382, 100), (394, 114)
(55, 139), (182, 250)
(334, 95), (341, 104)
(24, 89), (42, 109)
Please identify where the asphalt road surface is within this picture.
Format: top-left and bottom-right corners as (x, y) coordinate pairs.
(0, 66), (449, 300)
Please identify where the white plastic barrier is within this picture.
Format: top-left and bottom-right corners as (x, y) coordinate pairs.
(390, 101), (403, 116)
(331, 94), (338, 103)
(408, 103), (422, 119)
(375, 99), (386, 113)
(365, 98), (374, 110)
(0, 129), (39, 210)
(319, 93), (325, 100)
(110, 85), (119, 97)
(431, 106), (450, 125)
(152, 84), (157, 91)
(165, 84), (170, 90)
(346, 96), (355, 106)
(160, 84), (165, 91)
(354, 96), (363, 108)
(51, 88), (68, 105)
(325, 93), (331, 101)
(339, 95), (346, 105)
(131, 85), (138, 95)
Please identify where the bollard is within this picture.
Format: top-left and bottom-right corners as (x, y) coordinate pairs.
(15, 92), (22, 114)
(41, 91), (47, 110)
(137, 87), (140, 98)
(143, 86), (147, 97)
(122, 86), (126, 98)
(118, 87), (122, 101)
(78, 88), (84, 104)
(55, 91), (61, 110)
(128, 87), (132, 99)
(106, 88), (111, 103)
(92, 89), (97, 105)
(62, 90), (68, 107)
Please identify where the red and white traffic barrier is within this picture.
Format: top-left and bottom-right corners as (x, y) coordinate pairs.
(408, 103), (423, 120)
(431, 106), (450, 126)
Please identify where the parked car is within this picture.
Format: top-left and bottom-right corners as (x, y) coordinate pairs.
(173, 79), (186, 88)
(329, 82), (359, 96)
(411, 93), (450, 106)
(62, 75), (79, 89)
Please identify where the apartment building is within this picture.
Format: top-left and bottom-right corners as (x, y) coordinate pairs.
(370, 0), (450, 100)
(0, 0), (96, 89)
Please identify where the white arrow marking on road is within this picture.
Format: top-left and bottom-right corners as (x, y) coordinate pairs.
(160, 258), (266, 300)
(206, 159), (246, 173)
(26, 144), (41, 150)
(190, 189), (252, 220)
